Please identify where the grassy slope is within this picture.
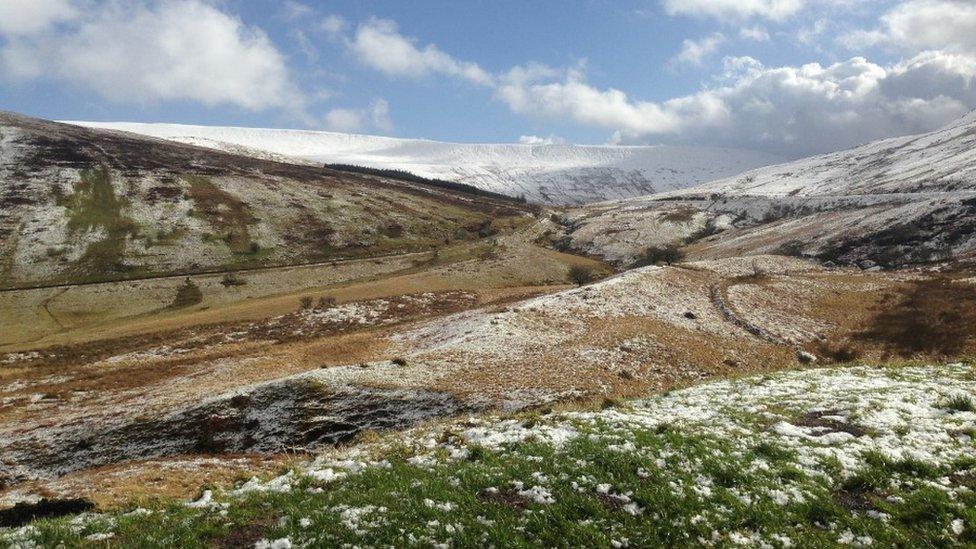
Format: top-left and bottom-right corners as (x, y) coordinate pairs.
(6, 363), (975, 548)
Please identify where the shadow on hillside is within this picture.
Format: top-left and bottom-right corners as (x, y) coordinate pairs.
(855, 277), (976, 358)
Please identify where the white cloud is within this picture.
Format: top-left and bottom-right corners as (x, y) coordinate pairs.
(292, 29), (318, 62)
(673, 33), (726, 66)
(326, 12), (976, 155)
(797, 18), (830, 46)
(0, 0), (77, 36)
(841, 0), (976, 54)
(496, 65), (729, 136)
(496, 52), (976, 156)
(282, 1), (314, 20)
(739, 26), (770, 42)
(1, 0), (305, 112)
(348, 18), (493, 86)
(321, 14), (347, 37)
(324, 99), (393, 133)
(518, 135), (566, 145)
(324, 108), (363, 132)
(368, 98), (394, 132)
(661, 0), (807, 21)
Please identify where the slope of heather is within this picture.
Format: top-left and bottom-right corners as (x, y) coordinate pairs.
(0, 112), (528, 288)
(68, 121), (783, 205)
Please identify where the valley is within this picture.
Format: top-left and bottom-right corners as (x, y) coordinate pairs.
(1, 111), (975, 547)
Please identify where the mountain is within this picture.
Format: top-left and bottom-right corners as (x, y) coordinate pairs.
(554, 111), (976, 268)
(670, 109), (976, 198)
(67, 121), (783, 205)
(0, 112), (527, 288)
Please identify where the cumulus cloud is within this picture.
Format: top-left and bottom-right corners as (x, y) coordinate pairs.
(0, 0), (77, 36)
(0, 0), (305, 111)
(321, 8), (976, 155)
(661, 0), (807, 21)
(673, 33), (726, 66)
(841, 0), (976, 54)
(348, 18), (493, 86)
(497, 52), (976, 156)
(327, 11), (976, 155)
(324, 99), (393, 133)
(495, 64), (730, 136)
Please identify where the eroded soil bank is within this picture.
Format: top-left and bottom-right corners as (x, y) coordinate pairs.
(1, 378), (469, 487)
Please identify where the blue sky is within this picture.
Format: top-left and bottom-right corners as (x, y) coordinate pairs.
(1, 0), (975, 156)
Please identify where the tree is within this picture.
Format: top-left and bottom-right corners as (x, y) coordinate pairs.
(172, 278), (203, 307)
(633, 244), (685, 267)
(568, 264), (596, 286)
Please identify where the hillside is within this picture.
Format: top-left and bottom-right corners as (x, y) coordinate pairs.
(0, 112), (527, 288)
(554, 111), (976, 268)
(67, 121), (783, 205)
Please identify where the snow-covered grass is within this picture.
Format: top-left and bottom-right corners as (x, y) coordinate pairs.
(5, 363), (975, 547)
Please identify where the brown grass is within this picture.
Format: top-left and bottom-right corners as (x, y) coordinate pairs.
(0, 455), (293, 510)
(659, 206), (698, 224)
(854, 277), (976, 358)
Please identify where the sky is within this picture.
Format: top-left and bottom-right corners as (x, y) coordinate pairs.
(1, 0), (975, 157)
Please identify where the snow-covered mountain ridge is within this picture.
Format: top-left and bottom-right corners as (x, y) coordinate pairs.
(660, 109), (976, 199)
(66, 121), (783, 205)
(555, 111), (976, 268)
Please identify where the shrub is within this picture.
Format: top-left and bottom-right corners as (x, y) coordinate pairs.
(776, 240), (805, 257)
(391, 357), (407, 366)
(553, 236), (573, 252)
(568, 264), (596, 286)
(633, 244), (685, 267)
(300, 296), (314, 310)
(814, 342), (861, 364)
(382, 222), (404, 238)
(172, 278), (203, 308)
(317, 296), (337, 309)
(220, 273), (246, 287)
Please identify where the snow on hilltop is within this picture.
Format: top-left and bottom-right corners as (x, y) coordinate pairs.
(553, 110), (976, 267)
(660, 109), (976, 199)
(65, 121), (782, 205)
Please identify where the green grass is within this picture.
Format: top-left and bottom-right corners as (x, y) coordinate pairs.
(62, 168), (140, 277)
(8, 419), (975, 548)
(944, 394), (975, 413)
